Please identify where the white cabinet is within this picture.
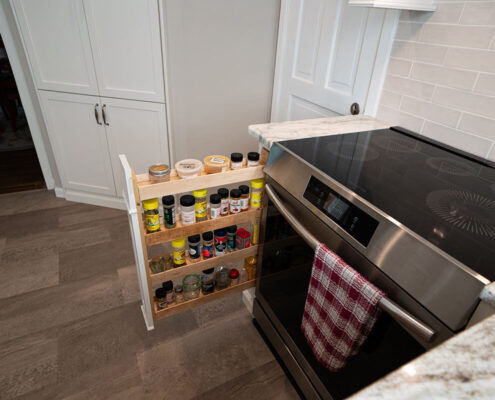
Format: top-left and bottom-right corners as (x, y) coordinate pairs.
(12, 0), (99, 95)
(12, 0), (165, 102)
(83, 0), (165, 102)
(103, 97), (169, 196)
(38, 91), (116, 195)
(39, 91), (169, 198)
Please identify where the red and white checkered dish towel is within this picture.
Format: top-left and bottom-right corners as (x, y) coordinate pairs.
(301, 243), (386, 372)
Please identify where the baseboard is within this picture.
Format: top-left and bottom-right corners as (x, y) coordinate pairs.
(54, 186), (65, 198)
(63, 189), (126, 210)
(242, 287), (256, 316)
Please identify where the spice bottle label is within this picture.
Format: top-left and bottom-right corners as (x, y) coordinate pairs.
(211, 207), (221, 219)
(214, 237), (227, 256)
(181, 210), (195, 225)
(210, 157), (226, 164)
(164, 207), (175, 226)
(203, 244), (213, 258)
(230, 199), (241, 214)
(189, 244), (200, 259)
(195, 201), (207, 219)
(250, 193), (262, 208)
(220, 200), (229, 215)
(173, 248), (185, 264)
(145, 214), (160, 231)
(240, 197), (249, 210)
(248, 160), (259, 167)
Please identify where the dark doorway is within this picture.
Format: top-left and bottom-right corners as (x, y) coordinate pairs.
(0, 34), (45, 194)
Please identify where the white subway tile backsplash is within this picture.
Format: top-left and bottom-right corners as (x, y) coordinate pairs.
(474, 73), (495, 96)
(378, 1), (495, 161)
(392, 41), (448, 65)
(384, 75), (435, 101)
(444, 48), (495, 73)
(420, 24), (494, 49)
(460, 2), (495, 26)
(377, 106), (425, 132)
(422, 121), (491, 158)
(410, 63), (477, 91)
(433, 87), (495, 119)
(400, 96), (461, 128)
(458, 113), (495, 141)
(379, 90), (402, 108)
(388, 58), (412, 77)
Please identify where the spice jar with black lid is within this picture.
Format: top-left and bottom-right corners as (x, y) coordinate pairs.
(162, 195), (176, 229)
(226, 225), (237, 251)
(230, 152), (243, 169)
(218, 188), (229, 216)
(230, 188), (242, 214)
(210, 194), (221, 219)
(201, 268), (215, 295)
(188, 234), (201, 261)
(180, 195), (195, 225)
(247, 152), (260, 167)
(239, 185), (250, 211)
(162, 280), (174, 304)
(155, 287), (167, 310)
(202, 231), (214, 259)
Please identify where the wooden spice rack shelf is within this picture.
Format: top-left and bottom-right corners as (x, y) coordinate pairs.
(154, 279), (256, 320)
(145, 208), (261, 246)
(150, 245), (259, 285)
(120, 151), (267, 330)
(136, 164), (265, 201)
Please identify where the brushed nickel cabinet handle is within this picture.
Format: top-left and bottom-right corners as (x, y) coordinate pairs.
(102, 104), (109, 126)
(94, 104), (102, 125)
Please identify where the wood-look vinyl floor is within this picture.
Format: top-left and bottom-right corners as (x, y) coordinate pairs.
(0, 189), (300, 400)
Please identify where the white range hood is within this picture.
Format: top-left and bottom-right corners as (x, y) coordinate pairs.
(348, 0), (436, 11)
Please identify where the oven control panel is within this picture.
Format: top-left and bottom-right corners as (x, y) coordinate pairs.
(303, 176), (378, 246)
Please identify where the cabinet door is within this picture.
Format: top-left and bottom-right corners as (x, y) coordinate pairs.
(83, 0), (165, 102)
(12, 0), (99, 95)
(39, 91), (116, 196)
(101, 97), (169, 196)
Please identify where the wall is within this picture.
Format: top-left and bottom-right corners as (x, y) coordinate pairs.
(163, 0), (280, 162)
(377, 1), (495, 161)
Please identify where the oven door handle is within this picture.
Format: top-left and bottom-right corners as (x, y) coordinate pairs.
(265, 183), (436, 343)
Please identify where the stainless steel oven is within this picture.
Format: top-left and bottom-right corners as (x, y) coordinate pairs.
(253, 128), (493, 399)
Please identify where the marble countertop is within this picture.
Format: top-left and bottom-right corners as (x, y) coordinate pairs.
(248, 115), (495, 399)
(248, 115), (390, 149)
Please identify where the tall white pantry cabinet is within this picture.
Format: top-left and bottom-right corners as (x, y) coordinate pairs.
(11, 0), (169, 206)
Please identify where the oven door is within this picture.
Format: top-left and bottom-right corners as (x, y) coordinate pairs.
(254, 179), (429, 400)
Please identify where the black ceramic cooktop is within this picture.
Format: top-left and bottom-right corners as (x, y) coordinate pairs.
(280, 128), (495, 281)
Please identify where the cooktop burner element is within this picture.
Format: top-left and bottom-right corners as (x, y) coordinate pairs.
(280, 127), (495, 281)
(426, 190), (495, 238)
(426, 157), (478, 177)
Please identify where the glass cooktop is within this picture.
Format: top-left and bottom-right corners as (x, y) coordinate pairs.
(280, 127), (495, 281)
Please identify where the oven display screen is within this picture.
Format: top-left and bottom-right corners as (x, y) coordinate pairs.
(303, 176), (378, 246)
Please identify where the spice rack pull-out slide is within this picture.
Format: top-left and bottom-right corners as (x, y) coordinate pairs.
(120, 154), (265, 330)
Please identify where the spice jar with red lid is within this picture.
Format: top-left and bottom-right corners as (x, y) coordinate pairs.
(229, 268), (240, 286)
(236, 227), (251, 249)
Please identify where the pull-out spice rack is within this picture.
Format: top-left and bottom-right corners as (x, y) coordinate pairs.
(120, 154), (266, 330)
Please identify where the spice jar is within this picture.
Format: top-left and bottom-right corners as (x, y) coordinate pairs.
(214, 229), (227, 256)
(183, 274), (201, 300)
(171, 238), (186, 267)
(218, 188), (229, 216)
(204, 155), (230, 174)
(230, 188), (242, 214)
(188, 234), (201, 262)
(236, 227), (251, 249)
(210, 194), (221, 219)
(239, 185), (250, 211)
(229, 268), (240, 286)
(226, 225), (237, 252)
(162, 280), (174, 304)
(174, 284), (184, 303)
(250, 179), (264, 208)
(244, 256), (257, 280)
(247, 152), (260, 167)
(201, 268), (215, 295)
(180, 195), (196, 225)
(148, 164), (170, 182)
(142, 198), (160, 233)
(202, 231), (214, 258)
(155, 287), (167, 310)
(149, 256), (163, 274)
(160, 253), (173, 271)
(162, 195), (176, 229)
(193, 189), (208, 222)
(216, 266), (230, 290)
(230, 152), (243, 169)
(175, 159), (202, 178)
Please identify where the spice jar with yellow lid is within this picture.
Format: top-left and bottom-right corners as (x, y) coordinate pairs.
(171, 238), (186, 267)
(250, 179), (264, 208)
(192, 189), (208, 222)
(142, 198), (160, 233)
(244, 256), (257, 281)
